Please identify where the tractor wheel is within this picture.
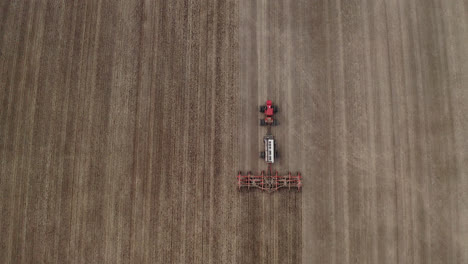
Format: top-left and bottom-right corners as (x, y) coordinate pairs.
(260, 152), (265, 159)
(260, 119), (265, 126)
(259, 106), (265, 113)
(273, 119), (278, 126)
(273, 105), (278, 113)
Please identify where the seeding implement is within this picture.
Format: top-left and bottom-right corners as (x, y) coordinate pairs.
(237, 100), (302, 192)
(237, 165), (302, 193)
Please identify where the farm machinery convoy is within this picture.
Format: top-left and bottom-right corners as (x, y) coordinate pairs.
(237, 100), (302, 193)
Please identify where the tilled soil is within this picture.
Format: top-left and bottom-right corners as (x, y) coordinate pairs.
(1, 0), (467, 263)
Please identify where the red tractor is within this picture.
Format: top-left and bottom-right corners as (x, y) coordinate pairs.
(259, 100), (278, 126)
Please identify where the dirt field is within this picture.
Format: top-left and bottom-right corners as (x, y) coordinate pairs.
(1, 0), (467, 263)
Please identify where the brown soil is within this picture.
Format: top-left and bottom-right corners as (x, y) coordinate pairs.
(1, 0), (467, 263)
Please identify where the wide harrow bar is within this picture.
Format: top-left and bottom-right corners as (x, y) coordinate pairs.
(237, 165), (301, 192)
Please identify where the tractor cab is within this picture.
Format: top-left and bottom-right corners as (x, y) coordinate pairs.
(265, 100), (274, 116)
